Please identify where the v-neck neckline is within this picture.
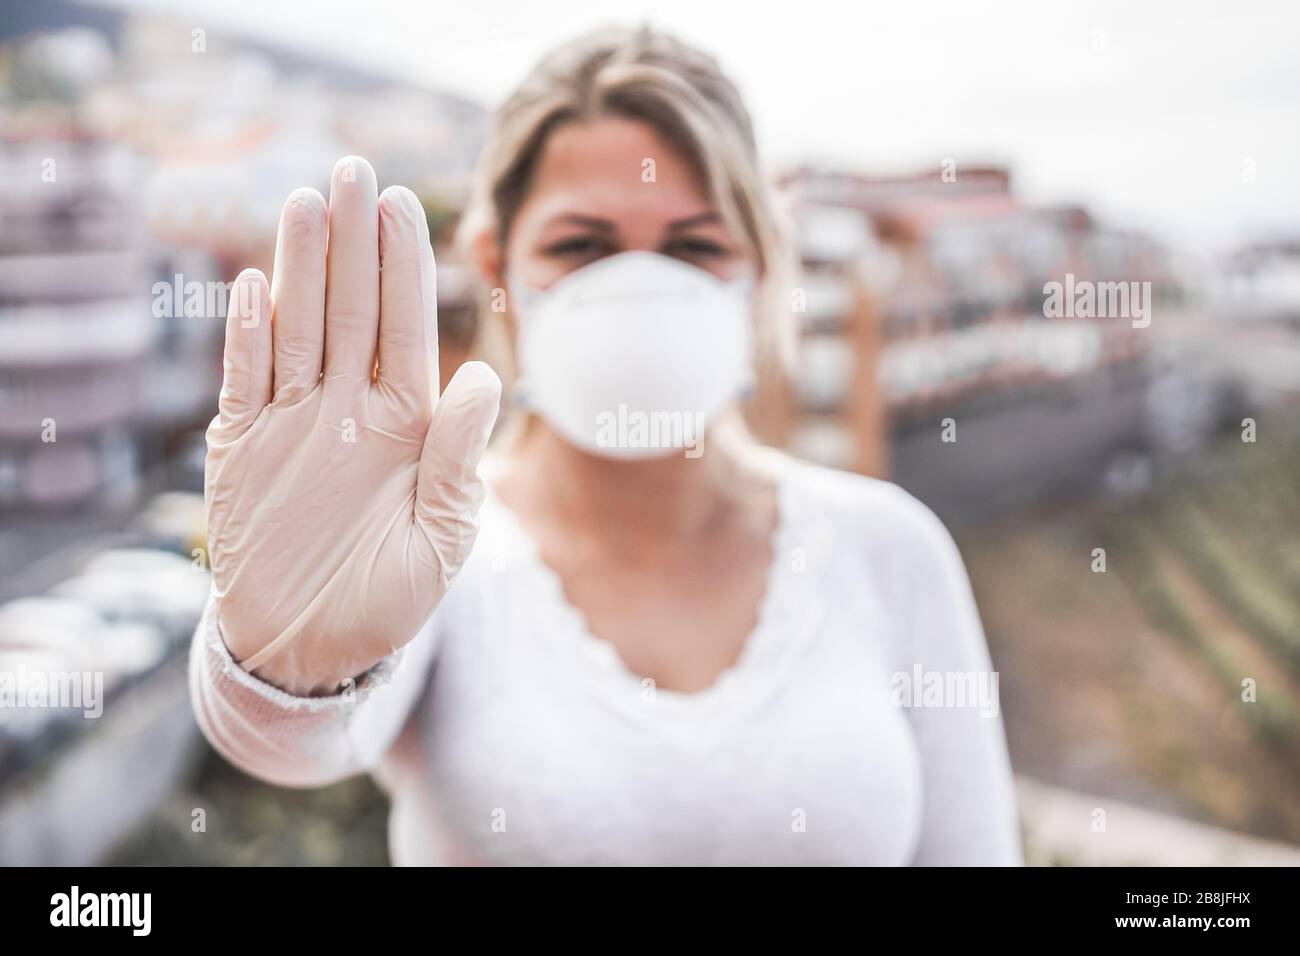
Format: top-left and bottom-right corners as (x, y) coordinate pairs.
(482, 460), (823, 732)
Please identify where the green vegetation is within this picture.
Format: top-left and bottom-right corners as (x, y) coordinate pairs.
(1097, 426), (1300, 767)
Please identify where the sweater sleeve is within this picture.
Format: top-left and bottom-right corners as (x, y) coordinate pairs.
(187, 595), (439, 788)
(887, 489), (1023, 866)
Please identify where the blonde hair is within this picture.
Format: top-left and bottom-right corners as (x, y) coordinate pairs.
(456, 24), (796, 434)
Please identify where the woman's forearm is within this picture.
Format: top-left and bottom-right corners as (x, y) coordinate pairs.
(187, 596), (433, 788)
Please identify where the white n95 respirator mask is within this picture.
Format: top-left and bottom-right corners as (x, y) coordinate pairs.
(509, 250), (755, 460)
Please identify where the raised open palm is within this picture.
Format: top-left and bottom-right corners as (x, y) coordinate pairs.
(204, 157), (501, 697)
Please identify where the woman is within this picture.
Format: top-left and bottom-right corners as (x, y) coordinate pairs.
(191, 26), (1021, 865)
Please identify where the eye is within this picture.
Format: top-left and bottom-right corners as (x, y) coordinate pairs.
(664, 237), (729, 259)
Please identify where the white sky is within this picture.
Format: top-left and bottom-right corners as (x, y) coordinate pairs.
(113, 0), (1300, 253)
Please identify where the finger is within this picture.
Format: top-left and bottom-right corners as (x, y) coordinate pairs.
(270, 187), (327, 405)
(376, 185), (439, 426)
(322, 156), (380, 407)
(415, 361), (502, 582)
(214, 269), (272, 437)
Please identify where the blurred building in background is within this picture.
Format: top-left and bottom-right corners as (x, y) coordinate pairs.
(0, 137), (154, 508)
(776, 164), (1199, 519)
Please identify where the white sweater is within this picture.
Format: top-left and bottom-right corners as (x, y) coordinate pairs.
(189, 458), (1022, 865)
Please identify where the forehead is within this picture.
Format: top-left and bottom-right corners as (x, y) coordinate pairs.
(518, 116), (714, 227)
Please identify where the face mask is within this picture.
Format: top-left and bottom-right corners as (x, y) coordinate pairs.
(508, 250), (755, 460)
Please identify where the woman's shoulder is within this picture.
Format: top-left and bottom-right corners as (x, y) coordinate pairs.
(775, 452), (963, 578)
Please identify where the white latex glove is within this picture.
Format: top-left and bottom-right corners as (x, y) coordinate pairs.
(204, 157), (501, 697)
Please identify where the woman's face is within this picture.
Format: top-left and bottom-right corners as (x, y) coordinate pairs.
(499, 116), (754, 291)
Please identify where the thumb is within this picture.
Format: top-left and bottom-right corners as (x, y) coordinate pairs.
(415, 361), (502, 578)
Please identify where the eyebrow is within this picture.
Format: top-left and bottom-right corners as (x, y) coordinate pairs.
(666, 212), (723, 231)
(546, 213), (616, 231)
(542, 211), (723, 232)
